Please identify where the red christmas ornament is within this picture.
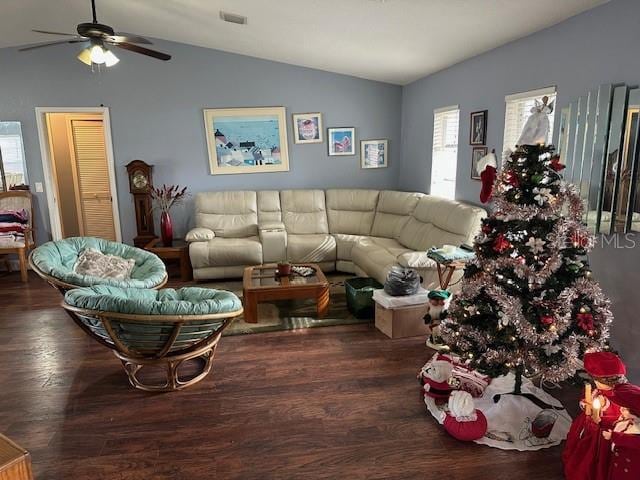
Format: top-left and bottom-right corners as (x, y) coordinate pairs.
(549, 155), (565, 172)
(492, 233), (511, 253)
(576, 312), (595, 332)
(540, 315), (555, 326)
(505, 170), (520, 187)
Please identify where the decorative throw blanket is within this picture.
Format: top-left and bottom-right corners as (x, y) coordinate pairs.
(427, 246), (475, 264)
(0, 209), (29, 243)
(73, 248), (136, 280)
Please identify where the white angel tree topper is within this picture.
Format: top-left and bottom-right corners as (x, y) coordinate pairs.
(440, 99), (613, 390)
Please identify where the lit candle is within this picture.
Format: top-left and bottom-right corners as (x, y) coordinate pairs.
(592, 397), (601, 423)
(584, 383), (592, 416)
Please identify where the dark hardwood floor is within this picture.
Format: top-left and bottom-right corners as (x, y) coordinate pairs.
(0, 271), (579, 479)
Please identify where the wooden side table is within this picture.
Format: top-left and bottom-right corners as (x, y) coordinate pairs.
(0, 434), (33, 480)
(144, 238), (193, 281)
(435, 260), (467, 290)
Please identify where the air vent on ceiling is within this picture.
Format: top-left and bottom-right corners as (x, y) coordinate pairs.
(219, 11), (248, 25)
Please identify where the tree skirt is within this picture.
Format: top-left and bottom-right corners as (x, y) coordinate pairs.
(422, 355), (572, 451)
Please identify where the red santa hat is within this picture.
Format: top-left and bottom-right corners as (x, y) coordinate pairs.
(612, 383), (640, 417)
(443, 391), (487, 441)
(583, 351), (626, 377)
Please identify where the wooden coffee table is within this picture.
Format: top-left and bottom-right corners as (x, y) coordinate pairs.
(242, 263), (330, 323)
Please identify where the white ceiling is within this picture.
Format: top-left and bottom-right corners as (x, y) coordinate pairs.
(2, 0), (608, 85)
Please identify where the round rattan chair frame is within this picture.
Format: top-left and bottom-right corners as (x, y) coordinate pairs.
(28, 251), (168, 294)
(61, 303), (243, 392)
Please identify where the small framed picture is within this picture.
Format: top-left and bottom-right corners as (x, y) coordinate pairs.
(470, 110), (487, 145)
(361, 139), (388, 169)
(327, 127), (355, 156)
(471, 146), (488, 179)
(292, 112), (323, 144)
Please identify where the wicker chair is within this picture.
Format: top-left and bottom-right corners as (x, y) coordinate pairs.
(29, 237), (167, 294)
(0, 191), (34, 282)
(63, 286), (243, 391)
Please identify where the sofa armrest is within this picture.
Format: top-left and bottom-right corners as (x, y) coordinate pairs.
(259, 222), (286, 232)
(397, 252), (437, 270)
(259, 223), (287, 262)
(185, 227), (215, 243)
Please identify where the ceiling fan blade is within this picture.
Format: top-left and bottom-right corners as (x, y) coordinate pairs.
(110, 33), (152, 44)
(32, 29), (77, 36)
(19, 39), (87, 51)
(113, 42), (171, 61)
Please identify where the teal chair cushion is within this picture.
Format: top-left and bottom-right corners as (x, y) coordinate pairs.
(65, 285), (242, 316)
(31, 237), (167, 288)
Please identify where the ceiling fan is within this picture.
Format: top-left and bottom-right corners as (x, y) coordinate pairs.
(19, 0), (171, 67)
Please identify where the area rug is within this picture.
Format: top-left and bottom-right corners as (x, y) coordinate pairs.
(199, 273), (373, 335)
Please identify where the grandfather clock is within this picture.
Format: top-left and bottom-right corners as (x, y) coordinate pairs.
(125, 160), (156, 247)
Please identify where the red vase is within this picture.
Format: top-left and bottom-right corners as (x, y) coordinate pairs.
(160, 211), (173, 247)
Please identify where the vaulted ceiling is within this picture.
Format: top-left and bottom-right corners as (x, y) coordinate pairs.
(1, 0), (609, 84)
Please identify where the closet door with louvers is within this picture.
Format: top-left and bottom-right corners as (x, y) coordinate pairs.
(68, 118), (116, 240)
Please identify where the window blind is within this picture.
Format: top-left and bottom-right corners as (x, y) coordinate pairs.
(503, 87), (557, 151)
(430, 106), (460, 199)
(0, 134), (26, 183)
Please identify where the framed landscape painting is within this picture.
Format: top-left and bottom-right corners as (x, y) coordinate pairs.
(471, 146), (488, 179)
(204, 106), (290, 175)
(292, 112), (323, 144)
(470, 110), (487, 145)
(327, 127), (355, 156)
(361, 139), (388, 169)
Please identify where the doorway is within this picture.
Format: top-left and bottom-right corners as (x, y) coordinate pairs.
(35, 107), (121, 241)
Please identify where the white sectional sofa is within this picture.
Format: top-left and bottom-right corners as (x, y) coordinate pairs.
(185, 189), (486, 289)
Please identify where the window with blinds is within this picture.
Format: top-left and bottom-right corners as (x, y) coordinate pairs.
(0, 122), (27, 186)
(430, 106), (460, 199)
(503, 87), (557, 151)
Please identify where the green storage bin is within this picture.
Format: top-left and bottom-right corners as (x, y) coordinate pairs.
(345, 277), (383, 319)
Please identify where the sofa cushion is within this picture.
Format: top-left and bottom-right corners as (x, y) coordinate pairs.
(398, 196), (485, 251)
(189, 236), (262, 269)
(326, 189), (379, 235)
(195, 191), (258, 238)
(287, 234), (336, 263)
(371, 190), (423, 238)
(257, 190), (282, 224)
(281, 190), (328, 234)
(333, 233), (367, 261)
(351, 237), (411, 285)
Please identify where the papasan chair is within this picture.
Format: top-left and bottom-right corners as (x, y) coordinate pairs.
(63, 286), (243, 391)
(29, 237), (168, 294)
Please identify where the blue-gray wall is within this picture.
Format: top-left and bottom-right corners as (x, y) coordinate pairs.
(400, 0), (639, 381)
(0, 40), (402, 242)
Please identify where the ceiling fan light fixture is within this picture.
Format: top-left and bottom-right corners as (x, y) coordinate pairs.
(89, 44), (106, 64)
(77, 47), (92, 65)
(103, 49), (119, 67)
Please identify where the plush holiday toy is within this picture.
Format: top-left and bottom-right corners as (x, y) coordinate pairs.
(563, 351), (629, 480)
(424, 289), (452, 349)
(476, 150), (498, 203)
(421, 358), (454, 402)
(443, 390), (488, 441)
(600, 384), (640, 479)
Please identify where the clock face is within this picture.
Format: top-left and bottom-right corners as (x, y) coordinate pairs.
(132, 170), (148, 189)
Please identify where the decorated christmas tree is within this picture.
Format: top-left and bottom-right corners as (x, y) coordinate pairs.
(439, 139), (613, 389)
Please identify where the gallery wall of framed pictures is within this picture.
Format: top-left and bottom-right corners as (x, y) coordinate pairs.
(204, 106), (389, 174)
(469, 109), (488, 180)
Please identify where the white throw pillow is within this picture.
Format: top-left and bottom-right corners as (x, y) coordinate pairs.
(74, 248), (136, 280)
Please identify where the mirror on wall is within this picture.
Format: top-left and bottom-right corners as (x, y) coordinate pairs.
(598, 86), (628, 234)
(620, 89), (640, 232)
(585, 84), (613, 229)
(0, 121), (28, 191)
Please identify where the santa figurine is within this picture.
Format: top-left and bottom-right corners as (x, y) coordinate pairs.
(563, 351), (629, 480)
(443, 390), (488, 442)
(424, 289), (452, 351)
(602, 383), (640, 479)
(421, 358), (455, 403)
